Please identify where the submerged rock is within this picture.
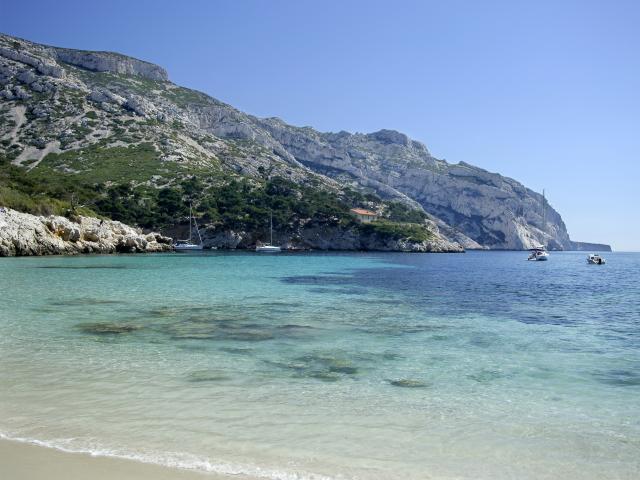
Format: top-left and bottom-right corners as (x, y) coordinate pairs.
(593, 369), (640, 387)
(388, 379), (429, 388)
(187, 370), (231, 383)
(220, 347), (253, 355)
(166, 319), (277, 342)
(277, 353), (361, 381)
(223, 330), (275, 342)
(77, 322), (141, 335)
(307, 371), (341, 382)
(38, 265), (128, 270)
(50, 297), (124, 306)
(328, 361), (359, 375)
(467, 369), (506, 383)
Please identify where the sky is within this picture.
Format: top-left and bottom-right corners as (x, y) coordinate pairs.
(1, 0), (639, 250)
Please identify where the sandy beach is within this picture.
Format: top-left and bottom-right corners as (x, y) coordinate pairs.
(0, 439), (242, 480)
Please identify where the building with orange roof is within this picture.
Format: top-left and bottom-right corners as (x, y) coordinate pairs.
(350, 208), (378, 223)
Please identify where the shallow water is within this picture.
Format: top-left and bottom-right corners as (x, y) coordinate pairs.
(1, 251), (638, 479)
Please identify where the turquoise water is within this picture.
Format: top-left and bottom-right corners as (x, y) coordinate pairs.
(0, 251), (638, 479)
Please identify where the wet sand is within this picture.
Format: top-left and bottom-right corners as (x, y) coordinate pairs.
(0, 439), (245, 480)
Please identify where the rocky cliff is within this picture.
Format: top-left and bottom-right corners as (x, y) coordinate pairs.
(254, 121), (572, 250)
(52, 48), (168, 81)
(0, 208), (172, 256)
(0, 33), (609, 251)
(199, 221), (463, 253)
(569, 241), (612, 252)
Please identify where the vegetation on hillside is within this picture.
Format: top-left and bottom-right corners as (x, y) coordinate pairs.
(1, 147), (434, 245)
(358, 220), (433, 243)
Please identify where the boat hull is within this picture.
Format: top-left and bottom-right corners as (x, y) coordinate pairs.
(173, 244), (204, 251)
(256, 246), (282, 253)
(587, 256), (605, 264)
(528, 252), (549, 261)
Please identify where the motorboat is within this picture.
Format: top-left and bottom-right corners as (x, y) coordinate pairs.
(256, 212), (281, 253)
(527, 245), (549, 261)
(587, 253), (606, 265)
(173, 203), (204, 251)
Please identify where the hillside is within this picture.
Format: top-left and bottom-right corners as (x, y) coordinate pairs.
(0, 33), (610, 251)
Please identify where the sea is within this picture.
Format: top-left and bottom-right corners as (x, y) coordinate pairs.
(0, 251), (638, 479)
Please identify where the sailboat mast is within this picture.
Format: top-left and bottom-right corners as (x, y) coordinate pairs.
(188, 202), (193, 243)
(194, 217), (202, 245)
(270, 212), (273, 245)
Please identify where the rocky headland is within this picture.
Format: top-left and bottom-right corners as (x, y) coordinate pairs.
(0, 208), (172, 256)
(0, 33), (611, 252)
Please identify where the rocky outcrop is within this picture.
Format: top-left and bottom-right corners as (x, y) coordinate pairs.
(0, 208), (172, 256)
(0, 46), (65, 78)
(52, 48), (168, 81)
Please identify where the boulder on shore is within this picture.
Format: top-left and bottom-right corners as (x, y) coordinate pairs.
(0, 208), (172, 257)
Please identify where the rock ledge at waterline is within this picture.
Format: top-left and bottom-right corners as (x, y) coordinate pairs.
(0, 208), (172, 256)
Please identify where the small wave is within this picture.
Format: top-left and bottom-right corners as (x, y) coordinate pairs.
(0, 431), (343, 480)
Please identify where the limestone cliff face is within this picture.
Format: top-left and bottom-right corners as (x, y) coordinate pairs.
(254, 121), (573, 250)
(0, 32), (609, 250)
(0, 208), (172, 256)
(52, 48), (168, 81)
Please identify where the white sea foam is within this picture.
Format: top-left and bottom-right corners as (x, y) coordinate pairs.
(0, 432), (342, 480)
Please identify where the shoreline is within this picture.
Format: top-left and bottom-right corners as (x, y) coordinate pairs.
(0, 438), (254, 480)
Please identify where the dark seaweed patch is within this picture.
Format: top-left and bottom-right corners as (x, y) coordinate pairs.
(467, 369), (506, 383)
(270, 353), (361, 381)
(307, 371), (341, 382)
(37, 266), (128, 270)
(188, 370), (232, 383)
(220, 347), (253, 355)
(593, 369), (640, 387)
(356, 323), (446, 337)
(307, 287), (368, 295)
(51, 297), (125, 306)
(468, 333), (498, 348)
(388, 379), (429, 388)
(77, 322), (141, 335)
(280, 275), (354, 286)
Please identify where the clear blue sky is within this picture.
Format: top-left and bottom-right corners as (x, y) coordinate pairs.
(2, 0), (639, 250)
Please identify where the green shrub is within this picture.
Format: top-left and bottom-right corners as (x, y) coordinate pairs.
(359, 220), (432, 243)
(385, 201), (428, 223)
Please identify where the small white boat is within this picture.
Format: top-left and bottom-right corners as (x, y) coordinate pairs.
(528, 245), (549, 261)
(255, 245), (282, 253)
(256, 213), (281, 253)
(173, 240), (203, 251)
(587, 253), (606, 265)
(173, 203), (204, 251)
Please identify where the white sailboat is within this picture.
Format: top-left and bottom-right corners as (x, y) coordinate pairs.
(527, 190), (549, 261)
(256, 212), (281, 253)
(173, 203), (204, 251)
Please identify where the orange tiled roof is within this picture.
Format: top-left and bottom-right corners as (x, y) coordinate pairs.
(350, 208), (377, 216)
